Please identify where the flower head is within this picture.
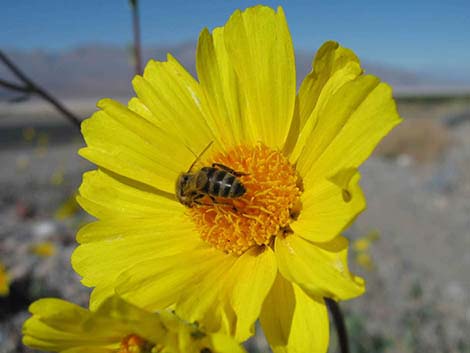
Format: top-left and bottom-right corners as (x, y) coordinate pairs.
(353, 230), (380, 270)
(30, 241), (56, 257)
(0, 262), (10, 296)
(22, 295), (245, 353)
(73, 5), (401, 352)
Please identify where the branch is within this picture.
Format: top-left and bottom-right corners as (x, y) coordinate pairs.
(0, 78), (31, 92)
(129, 0), (143, 75)
(326, 298), (350, 353)
(0, 50), (82, 130)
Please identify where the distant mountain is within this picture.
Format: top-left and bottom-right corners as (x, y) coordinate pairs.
(0, 43), (467, 100)
(0, 42), (196, 99)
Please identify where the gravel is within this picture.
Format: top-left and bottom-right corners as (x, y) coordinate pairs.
(1, 115), (469, 353)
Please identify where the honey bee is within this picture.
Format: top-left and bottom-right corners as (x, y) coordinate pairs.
(176, 142), (247, 208)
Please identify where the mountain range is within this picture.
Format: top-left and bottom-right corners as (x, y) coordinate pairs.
(1, 43), (467, 100)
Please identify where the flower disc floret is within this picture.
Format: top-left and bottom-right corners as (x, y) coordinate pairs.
(119, 334), (153, 353)
(190, 143), (302, 254)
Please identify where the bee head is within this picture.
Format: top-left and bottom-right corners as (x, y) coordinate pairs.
(175, 173), (193, 205)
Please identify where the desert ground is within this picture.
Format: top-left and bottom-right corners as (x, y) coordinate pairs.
(0, 97), (469, 353)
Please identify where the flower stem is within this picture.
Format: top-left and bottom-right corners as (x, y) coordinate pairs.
(325, 298), (350, 353)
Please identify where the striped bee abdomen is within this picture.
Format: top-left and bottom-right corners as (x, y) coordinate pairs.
(201, 167), (246, 199)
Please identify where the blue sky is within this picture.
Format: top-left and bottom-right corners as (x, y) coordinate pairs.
(2, 0), (469, 78)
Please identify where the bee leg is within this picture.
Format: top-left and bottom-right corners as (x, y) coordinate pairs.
(193, 194), (213, 207)
(212, 163), (249, 176)
(209, 195), (238, 212)
(194, 194), (205, 202)
(218, 200), (238, 212)
(219, 202), (238, 212)
(194, 199), (215, 207)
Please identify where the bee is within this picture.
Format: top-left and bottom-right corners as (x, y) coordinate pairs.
(176, 142), (247, 208)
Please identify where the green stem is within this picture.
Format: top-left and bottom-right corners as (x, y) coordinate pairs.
(325, 298), (350, 353)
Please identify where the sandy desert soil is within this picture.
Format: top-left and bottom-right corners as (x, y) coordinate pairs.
(0, 99), (469, 353)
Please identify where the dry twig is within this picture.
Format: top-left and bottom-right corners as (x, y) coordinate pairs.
(0, 50), (81, 130)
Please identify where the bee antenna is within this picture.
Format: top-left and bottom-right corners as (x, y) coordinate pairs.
(187, 141), (214, 172)
(185, 145), (198, 159)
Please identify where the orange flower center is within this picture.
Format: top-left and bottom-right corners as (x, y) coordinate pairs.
(118, 334), (152, 353)
(190, 143), (302, 255)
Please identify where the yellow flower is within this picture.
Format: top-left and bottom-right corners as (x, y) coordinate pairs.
(22, 295), (245, 353)
(30, 241), (57, 257)
(72, 5), (401, 352)
(55, 192), (81, 220)
(353, 230), (380, 270)
(0, 263), (10, 296)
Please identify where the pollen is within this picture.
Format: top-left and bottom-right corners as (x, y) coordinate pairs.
(190, 143), (302, 255)
(118, 334), (153, 353)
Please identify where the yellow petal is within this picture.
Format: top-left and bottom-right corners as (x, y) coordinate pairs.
(176, 248), (277, 341)
(175, 250), (237, 327)
(275, 234), (365, 301)
(62, 347), (112, 353)
(23, 299), (113, 351)
(28, 298), (89, 323)
(223, 6), (296, 148)
(79, 99), (191, 193)
(298, 41), (361, 132)
(196, 27), (245, 149)
(115, 246), (227, 311)
(292, 169), (366, 243)
(297, 74), (402, 182)
(88, 282), (118, 312)
(177, 247), (277, 342)
(132, 55), (215, 153)
(289, 41), (362, 162)
(115, 246), (276, 343)
(260, 274), (329, 353)
(282, 97), (301, 157)
(209, 333), (247, 353)
(90, 296), (166, 342)
(127, 96), (153, 122)
(227, 246), (277, 341)
(72, 217), (200, 309)
(77, 169), (179, 220)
